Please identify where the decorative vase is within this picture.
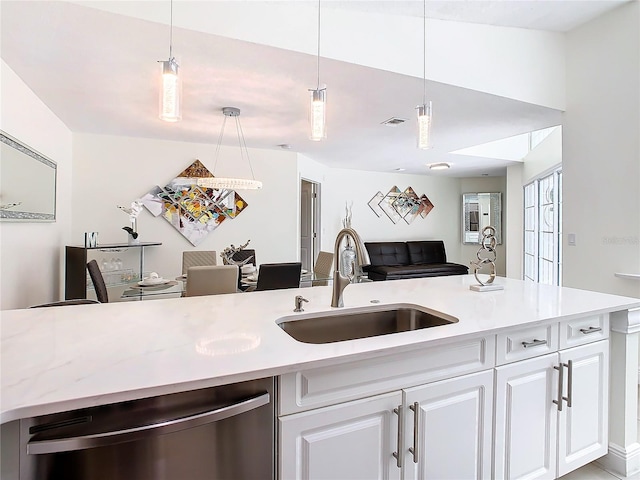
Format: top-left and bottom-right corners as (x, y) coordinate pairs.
(128, 234), (140, 246)
(339, 244), (357, 278)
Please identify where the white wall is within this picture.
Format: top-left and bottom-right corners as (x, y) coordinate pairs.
(72, 133), (299, 280)
(0, 60), (73, 310)
(309, 166), (465, 265)
(460, 177), (507, 276)
(522, 127), (562, 184)
(563, 1), (640, 298)
(79, 1), (566, 109)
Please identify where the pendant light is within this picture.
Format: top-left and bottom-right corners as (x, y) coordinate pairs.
(416, 0), (432, 149)
(309, 0), (326, 141)
(198, 107), (262, 190)
(158, 0), (181, 122)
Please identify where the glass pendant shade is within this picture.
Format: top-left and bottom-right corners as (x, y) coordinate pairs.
(159, 59), (181, 122)
(309, 88), (327, 141)
(417, 101), (432, 150)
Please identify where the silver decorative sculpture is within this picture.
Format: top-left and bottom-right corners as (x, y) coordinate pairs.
(470, 226), (504, 292)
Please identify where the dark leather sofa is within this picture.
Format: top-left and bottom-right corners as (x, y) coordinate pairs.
(364, 240), (468, 281)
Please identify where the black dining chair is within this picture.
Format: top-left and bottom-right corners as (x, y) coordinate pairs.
(87, 259), (109, 303)
(255, 262), (302, 291)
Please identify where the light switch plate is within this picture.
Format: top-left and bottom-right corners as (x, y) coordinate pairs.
(568, 233), (576, 246)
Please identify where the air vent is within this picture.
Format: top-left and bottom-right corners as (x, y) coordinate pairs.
(381, 117), (407, 127)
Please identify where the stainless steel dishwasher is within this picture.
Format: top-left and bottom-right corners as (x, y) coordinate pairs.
(19, 377), (274, 480)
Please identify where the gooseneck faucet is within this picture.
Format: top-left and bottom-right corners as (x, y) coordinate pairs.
(331, 228), (371, 308)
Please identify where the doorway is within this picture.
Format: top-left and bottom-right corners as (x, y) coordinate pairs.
(300, 179), (320, 272)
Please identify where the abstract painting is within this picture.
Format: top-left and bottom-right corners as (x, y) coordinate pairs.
(140, 160), (247, 246)
(368, 186), (434, 225)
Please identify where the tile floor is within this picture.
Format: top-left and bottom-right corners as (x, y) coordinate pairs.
(560, 462), (640, 480)
(560, 420), (640, 480)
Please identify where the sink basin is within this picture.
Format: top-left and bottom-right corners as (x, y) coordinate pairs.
(277, 304), (458, 344)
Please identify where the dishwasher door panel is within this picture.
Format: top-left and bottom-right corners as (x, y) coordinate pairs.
(20, 378), (274, 480)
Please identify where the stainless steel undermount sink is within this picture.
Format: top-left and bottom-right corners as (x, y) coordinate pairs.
(277, 304), (458, 344)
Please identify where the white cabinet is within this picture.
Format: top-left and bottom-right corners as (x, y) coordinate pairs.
(279, 369), (494, 480)
(278, 316), (609, 480)
(557, 341), (609, 476)
(279, 391), (402, 480)
(494, 341), (609, 480)
(403, 370), (494, 480)
(495, 353), (559, 479)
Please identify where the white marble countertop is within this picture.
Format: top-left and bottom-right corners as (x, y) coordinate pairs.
(2, 275), (639, 424)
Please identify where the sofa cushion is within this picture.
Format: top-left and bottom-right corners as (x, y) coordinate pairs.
(407, 241), (447, 264)
(364, 242), (410, 266)
(367, 263), (468, 281)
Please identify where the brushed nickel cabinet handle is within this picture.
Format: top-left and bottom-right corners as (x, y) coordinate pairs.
(392, 406), (404, 469)
(553, 364), (564, 412)
(408, 402), (419, 464)
(563, 360), (573, 408)
(522, 339), (547, 348)
(579, 326), (602, 335)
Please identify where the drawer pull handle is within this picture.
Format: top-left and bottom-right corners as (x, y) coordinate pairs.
(522, 339), (547, 348)
(409, 402), (419, 464)
(392, 406), (403, 469)
(579, 326), (602, 335)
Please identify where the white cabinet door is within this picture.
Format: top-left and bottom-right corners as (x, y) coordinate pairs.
(557, 341), (609, 477)
(279, 391), (402, 480)
(494, 353), (558, 480)
(403, 370), (494, 480)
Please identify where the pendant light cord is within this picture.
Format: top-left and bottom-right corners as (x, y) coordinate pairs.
(422, 0), (426, 104)
(169, 0), (174, 59)
(236, 116), (257, 181)
(211, 115), (228, 176)
(211, 111), (257, 182)
(316, 0), (321, 89)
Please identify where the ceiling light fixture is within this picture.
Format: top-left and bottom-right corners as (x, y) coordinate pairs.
(416, 0), (432, 149)
(309, 0), (326, 141)
(428, 163), (450, 170)
(198, 107), (262, 190)
(158, 0), (181, 122)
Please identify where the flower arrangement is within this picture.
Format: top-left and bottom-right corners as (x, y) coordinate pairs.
(117, 200), (143, 240)
(220, 239), (253, 265)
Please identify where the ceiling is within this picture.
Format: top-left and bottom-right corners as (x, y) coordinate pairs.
(0, 1), (626, 177)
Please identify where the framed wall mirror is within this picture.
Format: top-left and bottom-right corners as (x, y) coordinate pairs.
(0, 131), (57, 222)
(462, 192), (502, 244)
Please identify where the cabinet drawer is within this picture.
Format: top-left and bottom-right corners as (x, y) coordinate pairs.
(496, 323), (558, 365)
(559, 314), (609, 349)
(279, 335), (495, 415)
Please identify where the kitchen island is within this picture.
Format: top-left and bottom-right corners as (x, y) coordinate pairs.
(2, 275), (639, 478)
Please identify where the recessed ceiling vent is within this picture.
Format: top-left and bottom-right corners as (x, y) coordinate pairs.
(381, 117), (407, 127)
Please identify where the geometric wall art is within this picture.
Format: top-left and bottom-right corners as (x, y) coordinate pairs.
(368, 186), (434, 225)
(140, 159), (247, 246)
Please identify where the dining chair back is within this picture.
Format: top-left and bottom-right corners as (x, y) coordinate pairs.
(231, 249), (256, 266)
(313, 251), (334, 286)
(87, 259), (109, 303)
(256, 262), (302, 291)
(30, 299), (101, 308)
(182, 250), (217, 275)
(185, 265), (239, 297)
